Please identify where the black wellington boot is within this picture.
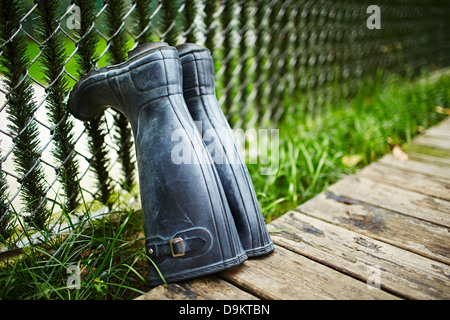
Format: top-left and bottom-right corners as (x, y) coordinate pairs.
(68, 42), (247, 286)
(177, 43), (275, 257)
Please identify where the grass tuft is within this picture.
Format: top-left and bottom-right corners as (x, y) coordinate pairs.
(250, 71), (449, 222)
(0, 207), (150, 300)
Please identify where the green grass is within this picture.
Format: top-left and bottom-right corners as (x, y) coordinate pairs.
(0, 207), (150, 299)
(250, 71), (450, 222)
(0, 69), (448, 300)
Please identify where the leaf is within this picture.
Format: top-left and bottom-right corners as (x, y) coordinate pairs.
(342, 154), (364, 167)
(392, 145), (409, 162)
(93, 278), (107, 295)
(435, 106), (450, 116)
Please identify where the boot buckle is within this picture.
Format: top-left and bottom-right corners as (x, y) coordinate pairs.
(169, 238), (185, 257)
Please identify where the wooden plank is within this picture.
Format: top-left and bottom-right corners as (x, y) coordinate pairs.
(358, 162), (450, 201)
(432, 117), (450, 130)
(327, 175), (450, 227)
(425, 126), (450, 138)
(135, 276), (259, 300)
(378, 154), (450, 181)
(404, 144), (450, 167)
(413, 133), (450, 151)
(220, 245), (398, 300)
(407, 152), (450, 167)
(417, 118), (450, 139)
(269, 211), (450, 299)
(297, 192), (450, 265)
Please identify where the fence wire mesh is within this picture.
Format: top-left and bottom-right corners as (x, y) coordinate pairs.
(0, 0), (449, 247)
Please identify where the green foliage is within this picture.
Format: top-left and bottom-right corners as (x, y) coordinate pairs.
(74, 0), (99, 74)
(133, 0), (155, 45)
(0, 208), (149, 300)
(104, 0), (136, 192)
(114, 115), (136, 192)
(74, 0), (113, 207)
(0, 0), (49, 229)
(35, 0), (80, 212)
(0, 149), (12, 241)
(220, 0), (236, 125)
(274, 2), (294, 123)
(183, 0), (198, 43)
(253, 0), (268, 125)
(250, 73), (449, 221)
(204, 0), (217, 57)
(160, 0), (182, 45)
(266, 0), (282, 120)
(238, 0), (251, 128)
(104, 0), (129, 63)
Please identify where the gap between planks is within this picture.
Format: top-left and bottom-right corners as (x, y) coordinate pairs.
(219, 245), (397, 300)
(297, 192), (450, 265)
(379, 154), (450, 181)
(136, 242), (398, 300)
(269, 210), (450, 300)
(357, 161), (450, 201)
(327, 175), (450, 228)
(135, 275), (260, 300)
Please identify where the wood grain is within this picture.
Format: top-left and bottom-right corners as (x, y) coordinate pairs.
(220, 245), (398, 300)
(135, 276), (258, 300)
(413, 133), (450, 151)
(297, 192), (450, 264)
(358, 162), (450, 201)
(378, 154), (450, 180)
(327, 175), (450, 227)
(269, 211), (450, 299)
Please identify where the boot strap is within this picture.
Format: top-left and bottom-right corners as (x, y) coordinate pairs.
(146, 228), (211, 258)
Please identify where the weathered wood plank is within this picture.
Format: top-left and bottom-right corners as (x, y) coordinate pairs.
(407, 152), (450, 167)
(378, 154), (450, 181)
(425, 126), (450, 138)
(327, 175), (450, 227)
(413, 133), (450, 151)
(219, 245), (398, 300)
(135, 276), (259, 300)
(432, 117), (450, 130)
(269, 211), (450, 300)
(358, 162), (450, 201)
(404, 144), (450, 167)
(297, 192), (450, 265)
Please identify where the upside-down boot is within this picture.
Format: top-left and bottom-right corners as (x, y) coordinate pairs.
(68, 42), (247, 286)
(177, 43), (274, 257)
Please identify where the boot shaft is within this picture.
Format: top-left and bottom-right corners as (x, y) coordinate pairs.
(68, 43), (184, 135)
(178, 44), (275, 257)
(68, 43), (248, 286)
(177, 44), (216, 101)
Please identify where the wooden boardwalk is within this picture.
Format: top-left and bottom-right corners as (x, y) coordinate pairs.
(137, 118), (450, 300)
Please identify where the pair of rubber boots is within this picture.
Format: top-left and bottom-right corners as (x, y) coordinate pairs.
(68, 42), (274, 286)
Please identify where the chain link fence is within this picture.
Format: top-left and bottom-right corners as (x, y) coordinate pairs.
(1, 0), (449, 247)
